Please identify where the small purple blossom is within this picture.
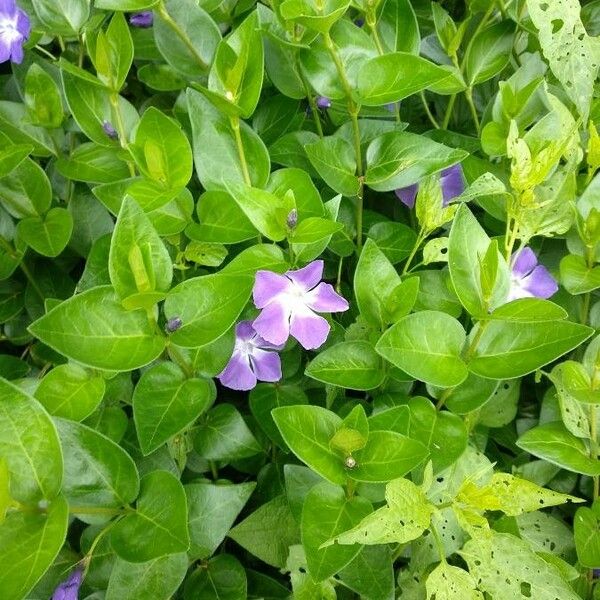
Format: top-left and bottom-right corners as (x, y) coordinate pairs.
(129, 11), (154, 28)
(394, 163), (465, 209)
(316, 96), (332, 110)
(102, 120), (118, 140)
(508, 247), (558, 302)
(52, 568), (82, 600)
(165, 316), (182, 333)
(218, 321), (283, 391)
(0, 0), (30, 65)
(252, 260), (349, 350)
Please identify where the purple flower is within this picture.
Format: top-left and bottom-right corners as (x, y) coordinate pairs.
(316, 96), (332, 110)
(0, 0), (30, 65)
(252, 260), (349, 350)
(165, 316), (182, 333)
(394, 163), (465, 209)
(508, 247), (558, 302)
(218, 320), (283, 391)
(129, 11), (153, 28)
(102, 120), (118, 140)
(52, 568), (82, 600)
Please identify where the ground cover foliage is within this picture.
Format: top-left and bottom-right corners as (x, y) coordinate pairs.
(1, 0), (600, 598)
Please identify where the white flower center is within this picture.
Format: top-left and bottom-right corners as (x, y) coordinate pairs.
(0, 16), (20, 44)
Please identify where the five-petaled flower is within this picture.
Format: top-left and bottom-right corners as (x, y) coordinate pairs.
(218, 320), (283, 391)
(252, 260), (349, 350)
(508, 247), (558, 302)
(0, 0), (30, 65)
(129, 11), (154, 28)
(52, 568), (82, 600)
(395, 163), (465, 209)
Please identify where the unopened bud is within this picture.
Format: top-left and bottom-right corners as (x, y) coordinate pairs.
(344, 456), (357, 469)
(165, 316), (183, 333)
(102, 120), (118, 140)
(316, 96), (331, 110)
(286, 209), (298, 229)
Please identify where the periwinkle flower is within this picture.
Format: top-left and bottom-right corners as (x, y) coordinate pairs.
(52, 568), (82, 600)
(102, 120), (118, 140)
(0, 0), (30, 65)
(252, 260), (349, 350)
(165, 316), (182, 333)
(316, 96), (332, 110)
(395, 163), (465, 209)
(129, 11), (154, 28)
(218, 320), (283, 391)
(286, 208), (298, 229)
(508, 247), (558, 302)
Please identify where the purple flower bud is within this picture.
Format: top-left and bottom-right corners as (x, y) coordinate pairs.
(102, 120), (118, 140)
(0, 0), (31, 65)
(385, 102), (399, 113)
(354, 18), (365, 27)
(594, 568), (600, 579)
(129, 11), (154, 28)
(166, 317), (183, 333)
(52, 568), (82, 600)
(286, 209), (298, 229)
(316, 96), (332, 110)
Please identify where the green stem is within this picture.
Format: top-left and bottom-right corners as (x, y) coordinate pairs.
(464, 87), (480, 135)
(345, 479), (356, 499)
(109, 93), (136, 176)
(209, 461), (219, 480)
(20, 261), (45, 303)
(296, 58), (324, 138)
(229, 116), (252, 186)
(35, 45), (58, 61)
(590, 404), (599, 501)
(441, 93), (457, 130)
(167, 343), (194, 378)
(402, 230), (426, 276)
(421, 91), (440, 129)
(157, 1), (208, 70)
(336, 256), (344, 294)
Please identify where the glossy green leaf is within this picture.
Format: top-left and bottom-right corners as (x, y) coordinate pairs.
(29, 286), (166, 371)
(338, 546), (395, 600)
(465, 21), (516, 85)
(133, 362), (214, 455)
(17, 208), (73, 258)
(111, 470), (190, 562)
(183, 554), (247, 600)
(574, 505), (600, 568)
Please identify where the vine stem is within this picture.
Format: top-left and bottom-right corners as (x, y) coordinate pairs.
(465, 87), (480, 135)
(402, 230), (426, 276)
(109, 93), (136, 176)
(229, 116), (252, 186)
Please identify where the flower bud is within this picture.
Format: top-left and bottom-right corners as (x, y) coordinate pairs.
(344, 456), (357, 469)
(102, 120), (118, 140)
(165, 316), (183, 333)
(316, 96), (332, 110)
(286, 209), (298, 229)
(129, 11), (154, 28)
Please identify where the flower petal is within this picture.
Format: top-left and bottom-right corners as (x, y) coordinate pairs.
(252, 300), (291, 346)
(218, 351), (257, 391)
(511, 247), (537, 278)
(0, 0), (17, 16)
(253, 270), (290, 308)
(9, 36), (23, 63)
(304, 282), (349, 313)
(520, 264), (558, 299)
(394, 184), (418, 209)
(16, 9), (30, 38)
(440, 164), (465, 206)
(250, 349), (282, 382)
(235, 320), (256, 342)
(290, 305), (330, 350)
(286, 260), (324, 291)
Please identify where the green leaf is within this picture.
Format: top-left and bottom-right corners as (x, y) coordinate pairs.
(0, 378), (63, 503)
(249, 384), (308, 449)
(111, 470), (190, 562)
(187, 88), (269, 191)
(109, 196), (172, 301)
(350, 431), (428, 482)
(465, 21), (516, 85)
(0, 144), (31, 179)
(183, 554), (247, 600)
(0, 102), (55, 156)
(186, 481), (255, 559)
(376, 310), (468, 387)
(104, 12), (134, 91)
(354, 238), (402, 327)
(32, 0), (90, 36)
(328, 478), (432, 545)
(488, 298), (568, 322)
(365, 131), (468, 192)
(35, 363), (105, 421)
(228, 495), (300, 568)
(0, 495), (68, 600)
(338, 546), (395, 600)
(468, 319), (593, 379)
(24, 64), (63, 129)
(164, 273), (252, 347)
(55, 417), (140, 508)
(130, 107), (192, 189)
(193, 403), (262, 461)
(95, 0), (158, 8)
(272, 405), (346, 485)
(574, 505), (600, 568)
(280, 0), (350, 33)
(17, 207), (73, 258)
(357, 53), (451, 105)
(29, 286), (166, 371)
(560, 254), (600, 294)
(290, 217), (343, 244)
(367, 222), (417, 264)
(154, 0), (221, 78)
(527, 0), (600, 121)
(378, 0), (419, 54)
(133, 362), (214, 455)
(0, 157), (51, 218)
(301, 482), (371, 582)
(305, 341), (385, 391)
(106, 553), (188, 600)
(517, 422), (600, 476)
(461, 532), (581, 600)
(56, 143), (130, 184)
(305, 136), (360, 197)
(426, 563), (483, 600)
(448, 204), (510, 317)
